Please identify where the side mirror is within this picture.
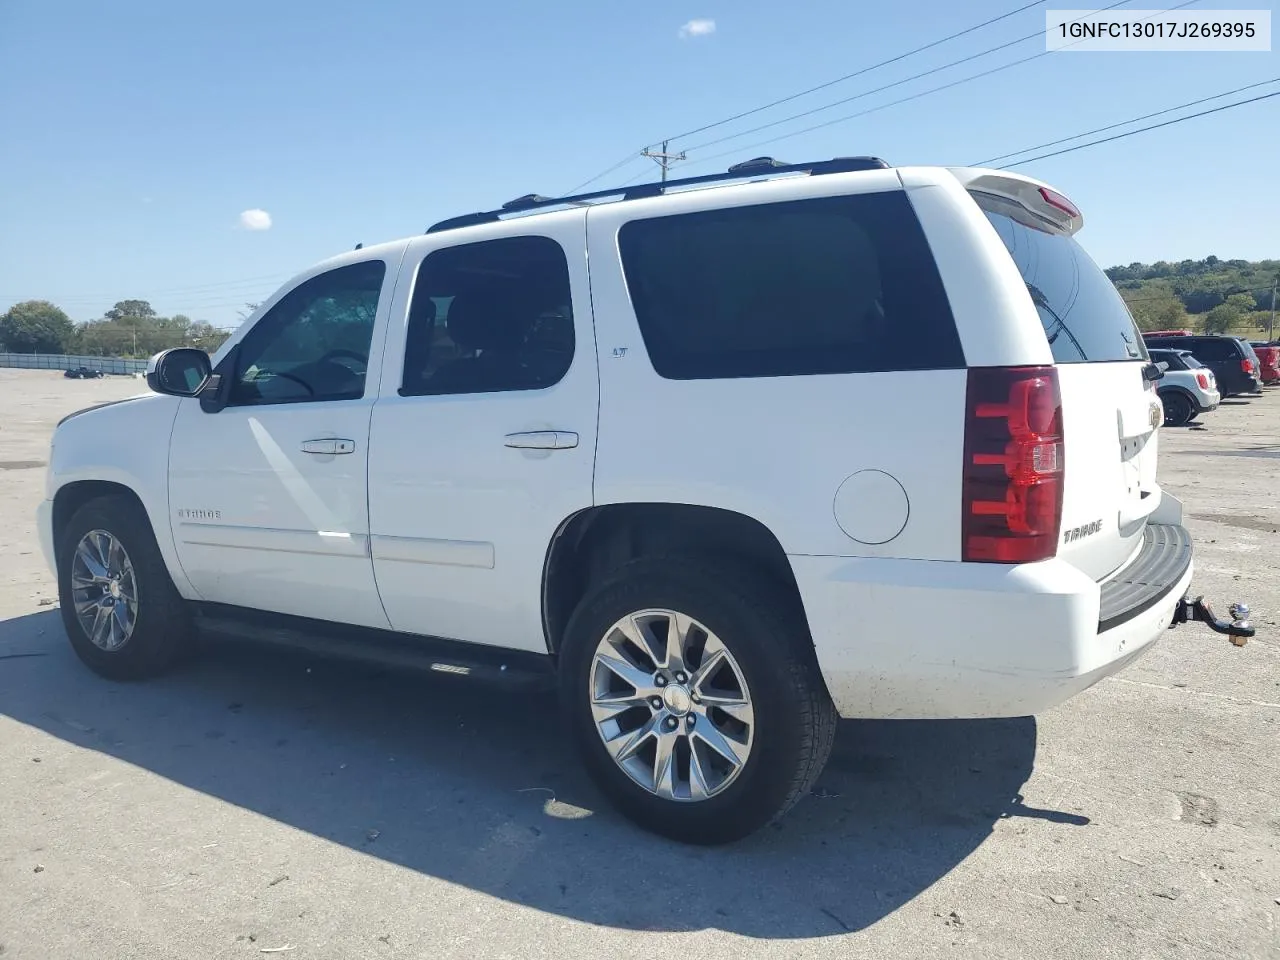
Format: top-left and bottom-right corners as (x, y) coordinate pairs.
(1157, 361), (1170, 373)
(146, 348), (212, 397)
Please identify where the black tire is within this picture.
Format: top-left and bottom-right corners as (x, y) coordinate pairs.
(1161, 391), (1194, 427)
(560, 556), (837, 845)
(57, 494), (193, 680)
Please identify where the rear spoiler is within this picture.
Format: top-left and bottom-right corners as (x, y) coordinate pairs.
(948, 167), (1084, 236)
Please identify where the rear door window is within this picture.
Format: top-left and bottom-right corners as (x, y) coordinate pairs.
(400, 236), (575, 397)
(617, 191), (963, 380)
(980, 201), (1147, 364)
(1190, 338), (1236, 362)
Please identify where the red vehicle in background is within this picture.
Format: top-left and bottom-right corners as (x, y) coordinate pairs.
(1249, 342), (1280, 384)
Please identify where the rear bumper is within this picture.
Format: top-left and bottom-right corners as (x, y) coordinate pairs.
(1194, 390), (1220, 413)
(791, 524), (1194, 720)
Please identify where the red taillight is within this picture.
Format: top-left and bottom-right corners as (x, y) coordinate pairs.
(1038, 186), (1080, 219)
(1196, 372), (1210, 390)
(962, 367), (1065, 563)
(1241, 358), (1256, 374)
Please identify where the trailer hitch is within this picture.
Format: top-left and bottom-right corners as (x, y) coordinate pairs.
(1171, 596), (1254, 646)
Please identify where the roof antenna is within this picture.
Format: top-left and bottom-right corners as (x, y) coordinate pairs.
(354, 242), (363, 250)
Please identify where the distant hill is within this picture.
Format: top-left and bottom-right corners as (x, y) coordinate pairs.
(1106, 256), (1278, 340)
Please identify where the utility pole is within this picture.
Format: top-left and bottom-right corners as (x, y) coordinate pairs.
(641, 140), (686, 182)
(1269, 277), (1277, 342)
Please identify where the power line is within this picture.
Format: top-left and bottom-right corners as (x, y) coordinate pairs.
(564, 152), (645, 194)
(567, 0), (1051, 196)
(977, 76), (1280, 165)
(0, 272), (290, 305)
(658, 0), (1050, 146)
(997, 88), (1280, 167)
(672, 0), (1193, 174)
(681, 0), (1130, 154)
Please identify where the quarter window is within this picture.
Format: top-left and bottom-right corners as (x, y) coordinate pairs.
(617, 192), (963, 380)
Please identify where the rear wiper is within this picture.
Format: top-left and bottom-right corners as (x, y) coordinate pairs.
(1026, 283), (1087, 358)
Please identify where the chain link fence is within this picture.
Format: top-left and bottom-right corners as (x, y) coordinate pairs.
(0, 353), (148, 376)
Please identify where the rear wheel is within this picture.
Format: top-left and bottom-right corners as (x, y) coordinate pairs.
(57, 495), (193, 680)
(560, 557), (836, 844)
(1161, 391), (1194, 427)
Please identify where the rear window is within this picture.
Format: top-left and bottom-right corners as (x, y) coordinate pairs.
(1150, 349), (1187, 370)
(617, 191), (964, 380)
(981, 202), (1147, 364)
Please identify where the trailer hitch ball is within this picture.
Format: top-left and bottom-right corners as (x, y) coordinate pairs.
(1172, 595), (1254, 645)
(1228, 603), (1252, 647)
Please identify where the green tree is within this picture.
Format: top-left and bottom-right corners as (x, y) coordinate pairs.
(1224, 292), (1256, 314)
(1202, 303), (1239, 334)
(104, 299), (157, 322)
(1124, 292), (1190, 332)
(0, 300), (76, 353)
(188, 321), (231, 352)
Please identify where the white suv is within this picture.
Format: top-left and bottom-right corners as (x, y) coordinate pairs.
(36, 157), (1250, 844)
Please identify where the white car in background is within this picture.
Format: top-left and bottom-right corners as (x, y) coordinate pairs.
(1148, 348), (1221, 426)
(36, 156), (1253, 844)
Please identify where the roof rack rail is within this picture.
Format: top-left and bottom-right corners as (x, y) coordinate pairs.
(425, 155), (890, 234)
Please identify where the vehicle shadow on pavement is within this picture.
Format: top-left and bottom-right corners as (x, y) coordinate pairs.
(0, 610), (1066, 938)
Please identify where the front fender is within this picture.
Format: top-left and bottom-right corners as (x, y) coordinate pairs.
(47, 393), (200, 599)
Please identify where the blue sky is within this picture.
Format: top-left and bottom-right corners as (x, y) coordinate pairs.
(1, 0), (1276, 329)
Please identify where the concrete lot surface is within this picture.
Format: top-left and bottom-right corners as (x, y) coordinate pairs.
(1, 368), (1277, 959)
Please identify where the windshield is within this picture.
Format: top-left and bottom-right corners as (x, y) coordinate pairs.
(982, 206), (1147, 364)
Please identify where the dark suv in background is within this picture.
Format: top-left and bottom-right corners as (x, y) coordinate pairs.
(1142, 334), (1263, 397)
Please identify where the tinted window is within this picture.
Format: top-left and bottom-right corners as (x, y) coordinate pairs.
(618, 192), (963, 380)
(1175, 352), (1205, 369)
(231, 260), (385, 405)
(401, 236), (574, 397)
(982, 203), (1146, 364)
(1149, 349), (1186, 371)
(1186, 338), (1236, 362)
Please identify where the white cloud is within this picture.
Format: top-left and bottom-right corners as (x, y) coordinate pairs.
(239, 208), (272, 231)
(678, 18), (716, 39)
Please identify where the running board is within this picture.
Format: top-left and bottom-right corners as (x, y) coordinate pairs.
(1170, 596), (1254, 646)
(192, 603), (555, 687)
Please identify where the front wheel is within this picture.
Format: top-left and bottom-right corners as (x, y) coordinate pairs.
(57, 495), (193, 680)
(560, 558), (836, 844)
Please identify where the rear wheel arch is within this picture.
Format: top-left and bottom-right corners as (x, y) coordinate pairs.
(541, 502), (808, 656)
(1157, 385), (1195, 402)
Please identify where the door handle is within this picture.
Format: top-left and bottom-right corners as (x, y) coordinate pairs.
(504, 431), (579, 450)
(300, 438), (356, 455)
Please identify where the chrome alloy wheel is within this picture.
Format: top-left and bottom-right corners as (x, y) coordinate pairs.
(589, 609), (755, 801)
(70, 529), (139, 652)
